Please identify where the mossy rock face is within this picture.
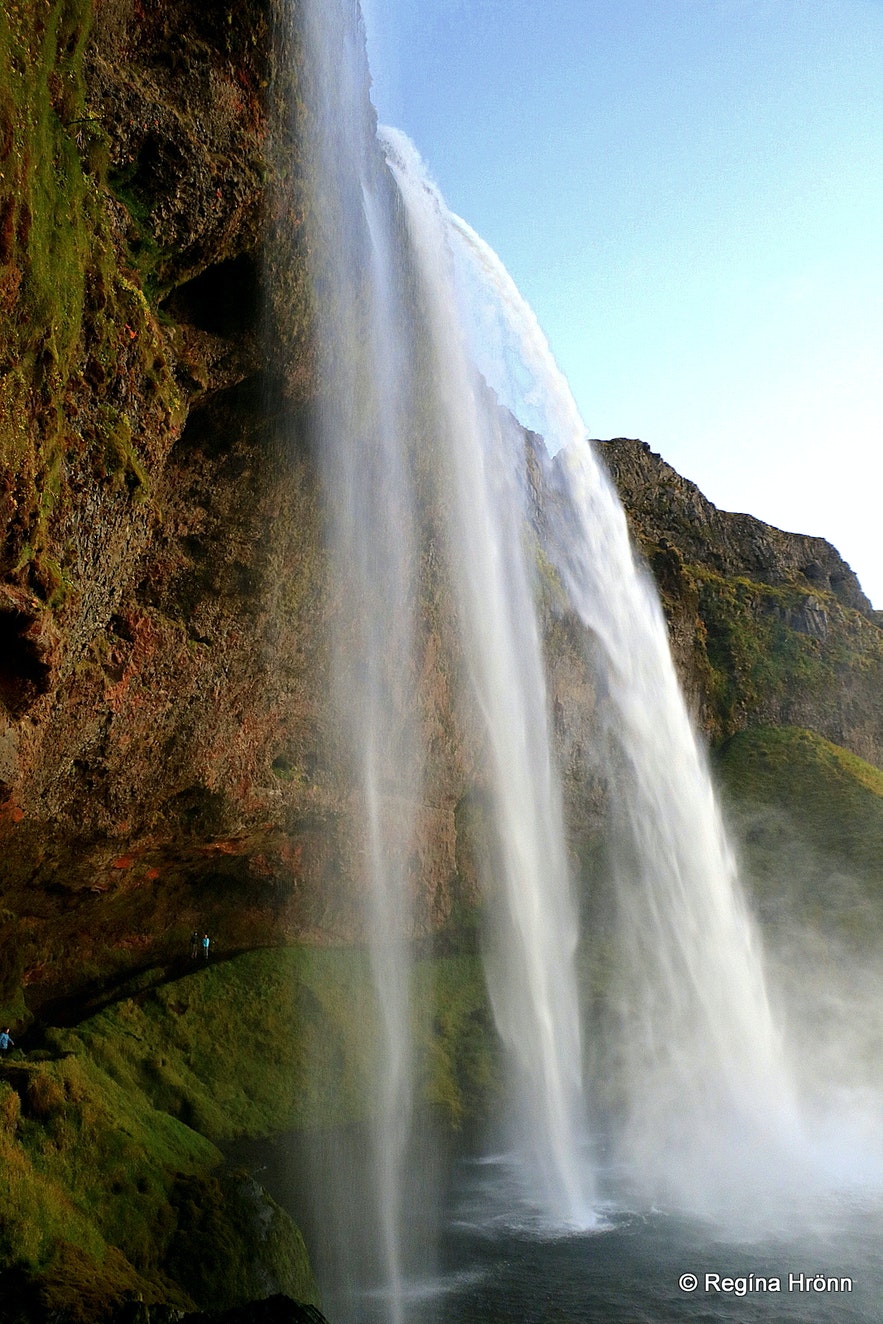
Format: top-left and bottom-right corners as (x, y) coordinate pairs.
(695, 572), (883, 751)
(164, 1170), (316, 1313)
(714, 725), (883, 938)
(0, 957), (330, 1316)
(0, 0), (322, 1021)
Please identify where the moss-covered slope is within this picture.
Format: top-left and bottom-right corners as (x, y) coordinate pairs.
(715, 725), (883, 935)
(713, 726), (883, 1112)
(0, 945), (497, 1320)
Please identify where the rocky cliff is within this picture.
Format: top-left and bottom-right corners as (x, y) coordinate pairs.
(599, 438), (883, 766)
(0, 0), (610, 1025)
(0, 0), (331, 1018)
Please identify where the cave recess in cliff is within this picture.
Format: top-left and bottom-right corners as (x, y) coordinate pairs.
(161, 254), (261, 339)
(0, 610), (51, 718)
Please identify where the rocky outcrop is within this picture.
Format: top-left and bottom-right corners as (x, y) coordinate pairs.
(600, 438), (871, 612)
(599, 438), (883, 766)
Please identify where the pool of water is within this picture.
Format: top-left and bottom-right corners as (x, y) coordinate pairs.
(229, 1136), (882, 1323)
(357, 1151), (880, 1324)
(423, 1188), (877, 1321)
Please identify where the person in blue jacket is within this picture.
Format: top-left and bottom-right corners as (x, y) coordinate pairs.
(202, 933), (210, 961)
(0, 1029), (13, 1053)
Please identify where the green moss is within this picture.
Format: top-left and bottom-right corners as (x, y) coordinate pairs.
(2, 1048), (217, 1257)
(0, 945), (499, 1315)
(105, 170), (170, 302)
(73, 946), (497, 1140)
(0, 1029), (317, 1316)
(415, 955), (499, 1126)
(715, 726), (883, 936)
(0, 0), (95, 375)
(99, 408), (150, 495)
(25, 1240), (151, 1324)
(0, 0), (184, 608)
(164, 1170), (316, 1310)
(698, 573), (818, 719)
(689, 569), (883, 737)
(716, 725), (883, 871)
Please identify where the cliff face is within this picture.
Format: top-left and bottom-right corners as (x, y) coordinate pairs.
(0, 0), (327, 1014)
(600, 438), (871, 612)
(600, 438), (883, 767)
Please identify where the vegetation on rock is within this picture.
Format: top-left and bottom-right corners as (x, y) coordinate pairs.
(601, 438), (883, 765)
(715, 725), (883, 935)
(0, 946), (497, 1318)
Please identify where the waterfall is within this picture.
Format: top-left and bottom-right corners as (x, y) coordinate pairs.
(295, 0), (804, 1316)
(380, 129), (594, 1227)
(445, 220), (805, 1218)
(298, 1), (426, 1317)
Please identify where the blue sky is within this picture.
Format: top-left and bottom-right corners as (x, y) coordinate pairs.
(363, 0), (883, 606)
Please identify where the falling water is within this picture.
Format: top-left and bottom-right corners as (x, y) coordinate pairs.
(298, 1), (426, 1317)
(445, 217), (805, 1220)
(295, 0), (808, 1315)
(299, 0), (594, 1302)
(381, 129), (594, 1227)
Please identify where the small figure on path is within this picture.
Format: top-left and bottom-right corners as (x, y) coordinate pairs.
(202, 933), (210, 962)
(0, 1029), (13, 1053)
(190, 930), (200, 960)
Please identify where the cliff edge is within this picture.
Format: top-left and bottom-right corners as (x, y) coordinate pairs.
(599, 438), (883, 765)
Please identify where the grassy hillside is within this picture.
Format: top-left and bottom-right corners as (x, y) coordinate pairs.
(715, 726), (883, 1109)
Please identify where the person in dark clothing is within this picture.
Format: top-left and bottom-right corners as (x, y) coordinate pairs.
(190, 930), (200, 960)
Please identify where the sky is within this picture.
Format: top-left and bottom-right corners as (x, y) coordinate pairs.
(362, 0), (883, 606)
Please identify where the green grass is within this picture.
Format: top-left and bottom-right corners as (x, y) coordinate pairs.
(74, 946), (498, 1139)
(0, 1054), (210, 1315)
(716, 726), (883, 873)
